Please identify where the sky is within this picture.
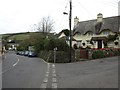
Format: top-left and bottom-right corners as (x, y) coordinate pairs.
(0, 0), (119, 34)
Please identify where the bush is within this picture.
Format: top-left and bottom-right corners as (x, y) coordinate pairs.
(48, 51), (70, 63)
(92, 48), (120, 59)
(92, 50), (104, 59)
(39, 50), (75, 63)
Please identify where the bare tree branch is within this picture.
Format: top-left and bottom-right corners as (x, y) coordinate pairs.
(37, 16), (54, 33)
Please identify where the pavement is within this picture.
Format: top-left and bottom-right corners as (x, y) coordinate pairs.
(55, 56), (118, 88)
(0, 53), (2, 90)
(1, 51), (119, 88)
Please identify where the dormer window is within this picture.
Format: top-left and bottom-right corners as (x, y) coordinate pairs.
(74, 32), (81, 36)
(87, 31), (93, 36)
(103, 31), (110, 35)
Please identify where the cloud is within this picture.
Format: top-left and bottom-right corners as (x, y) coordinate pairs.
(0, 0), (118, 34)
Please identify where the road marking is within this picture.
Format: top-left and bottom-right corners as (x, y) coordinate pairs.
(46, 73), (49, 77)
(43, 78), (48, 83)
(52, 64), (55, 68)
(41, 83), (47, 88)
(52, 70), (56, 74)
(41, 63), (58, 88)
(52, 83), (57, 88)
(40, 63), (50, 88)
(1, 57), (20, 75)
(0, 68), (10, 75)
(12, 58), (19, 67)
(46, 71), (49, 74)
(52, 77), (57, 83)
(51, 64), (58, 88)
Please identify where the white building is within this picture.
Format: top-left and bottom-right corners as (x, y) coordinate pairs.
(59, 13), (120, 49)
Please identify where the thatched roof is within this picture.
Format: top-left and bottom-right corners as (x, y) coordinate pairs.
(73, 16), (120, 35)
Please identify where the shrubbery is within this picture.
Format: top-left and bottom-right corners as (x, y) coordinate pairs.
(92, 50), (104, 59)
(92, 48), (120, 59)
(39, 50), (75, 63)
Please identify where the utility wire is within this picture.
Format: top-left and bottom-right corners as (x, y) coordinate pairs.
(58, 0), (69, 32)
(75, 0), (94, 19)
(94, 0), (118, 7)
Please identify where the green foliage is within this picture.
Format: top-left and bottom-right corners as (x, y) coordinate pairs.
(44, 38), (56, 51)
(49, 51), (70, 63)
(29, 33), (45, 53)
(17, 32), (69, 53)
(55, 38), (69, 51)
(17, 38), (32, 51)
(92, 50), (104, 59)
(61, 29), (69, 36)
(107, 33), (118, 42)
(39, 50), (75, 63)
(92, 48), (120, 59)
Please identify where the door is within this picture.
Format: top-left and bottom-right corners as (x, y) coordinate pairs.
(98, 40), (102, 49)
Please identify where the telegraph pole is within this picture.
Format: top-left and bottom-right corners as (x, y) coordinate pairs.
(63, 0), (72, 62)
(69, 0), (72, 62)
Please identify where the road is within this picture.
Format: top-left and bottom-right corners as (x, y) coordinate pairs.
(2, 51), (118, 88)
(0, 53), (2, 90)
(56, 57), (118, 88)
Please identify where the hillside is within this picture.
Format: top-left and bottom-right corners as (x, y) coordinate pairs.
(2, 32), (56, 42)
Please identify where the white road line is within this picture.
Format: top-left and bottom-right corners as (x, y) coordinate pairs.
(51, 63), (58, 88)
(41, 83), (47, 88)
(41, 58), (49, 64)
(40, 63), (50, 88)
(1, 57), (20, 75)
(41, 63), (58, 88)
(0, 69), (7, 75)
(43, 78), (48, 83)
(52, 64), (55, 68)
(52, 78), (57, 83)
(52, 83), (57, 88)
(46, 73), (49, 77)
(46, 71), (49, 74)
(12, 58), (19, 67)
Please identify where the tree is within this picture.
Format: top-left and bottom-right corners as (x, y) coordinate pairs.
(17, 38), (32, 51)
(61, 29), (69, 36)
(37, 16), (54, 33)
(107, 33), (118, 42)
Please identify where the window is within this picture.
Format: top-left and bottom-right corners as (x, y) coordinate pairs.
(87, 32), (93, 36)
(86, 40), (90, 44)
(103, 31), (110, 35)
(77, 41), (81, 46)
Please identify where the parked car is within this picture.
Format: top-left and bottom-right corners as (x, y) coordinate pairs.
(24, 51), (29, 56)
(28, 51), (37, 57)
(16, 51), (20, 55)
(21, 51), (25, 55)
(16, 51), (24, 56)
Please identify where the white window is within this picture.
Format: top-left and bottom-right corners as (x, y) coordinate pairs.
(86, 40), (90, 44)
(77, 41), (81, 46)
(103, 31), (110, 35)
(87, 32), (93, 36)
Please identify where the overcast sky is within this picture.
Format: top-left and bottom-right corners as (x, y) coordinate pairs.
(0, 0), (119, 34)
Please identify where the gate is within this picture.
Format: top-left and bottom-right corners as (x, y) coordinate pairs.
(80, 49), (88, 59)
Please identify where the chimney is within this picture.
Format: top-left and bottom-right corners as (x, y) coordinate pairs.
(97, 13), (103, 22)
(74, 16), (79, 28)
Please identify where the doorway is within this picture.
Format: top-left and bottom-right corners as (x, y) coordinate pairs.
(98, 40), (102, 49)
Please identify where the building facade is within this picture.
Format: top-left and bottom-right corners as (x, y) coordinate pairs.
(59, 13), (120, 49)
(73, 13), (120, 49)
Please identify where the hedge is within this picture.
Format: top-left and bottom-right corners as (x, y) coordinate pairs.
(39, 50), (75, 63)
